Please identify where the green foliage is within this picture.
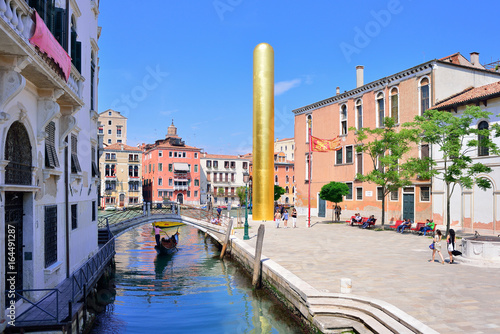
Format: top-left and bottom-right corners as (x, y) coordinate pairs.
(274, 185), (285, 201)
(350, 117), (422, 225)
(236, 186), (247, 205)
(407, 106), (500, 233)
(217, 188), (225, 196)
(319, 182), (349, 204)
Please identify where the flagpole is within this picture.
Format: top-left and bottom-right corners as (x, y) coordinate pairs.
(308, 118), (312, 228)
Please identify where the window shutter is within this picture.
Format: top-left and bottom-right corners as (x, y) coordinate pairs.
(75, 41), (82, 72)
(71, 134), (81, 173)
(54, 8), (67, 51)
(45, 122), (59, 168)
(70, 30), (77, 64)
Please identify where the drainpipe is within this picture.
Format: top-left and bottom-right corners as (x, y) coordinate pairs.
(65, 136), (70, 278)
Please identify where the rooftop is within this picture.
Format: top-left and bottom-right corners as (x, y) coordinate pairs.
(434, 81), (500, 109)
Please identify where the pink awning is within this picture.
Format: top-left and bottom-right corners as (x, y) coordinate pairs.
(29, 12), (71, 81)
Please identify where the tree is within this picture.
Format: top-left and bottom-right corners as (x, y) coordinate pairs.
(236, 186), (247, 223)
(408, 106), (500, 234)
(217, 187), (225, 198)
(351, 117), (421, 226)
(274, 185), (285, 202)
(319, 182), (349, 221)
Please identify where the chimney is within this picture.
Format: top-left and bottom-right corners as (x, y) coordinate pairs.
(336, 86), (340, 95)
(356, 65), (364, 88)
(470, 52), (479, 67)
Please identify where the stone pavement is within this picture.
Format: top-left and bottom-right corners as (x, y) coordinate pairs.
(233, 216), (500, 334)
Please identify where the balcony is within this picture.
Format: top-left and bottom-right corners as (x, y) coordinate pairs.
(0, 0), (83, 107)
(174, 185), (189, 191)
(174, 172), (190, 180)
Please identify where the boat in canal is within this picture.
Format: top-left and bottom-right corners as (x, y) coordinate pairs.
(152, 221), (184, 228)
(155, 231), (180, 255)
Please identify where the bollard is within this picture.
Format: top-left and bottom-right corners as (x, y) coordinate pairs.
(220, 218), (234, 259)
(252, 224), (265, 288)
(340, 278), (352, 294)
(147, 202), (151, 216)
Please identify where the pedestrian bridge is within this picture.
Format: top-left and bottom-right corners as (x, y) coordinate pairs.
(98, 203), (232, 244)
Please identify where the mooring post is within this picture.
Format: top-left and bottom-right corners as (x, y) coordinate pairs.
(147, 202), (151, 216)
(220, 218), (234, 259)
(252, 224), (265, 288)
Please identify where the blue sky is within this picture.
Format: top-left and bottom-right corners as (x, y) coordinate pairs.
(97, 0), (500, 155)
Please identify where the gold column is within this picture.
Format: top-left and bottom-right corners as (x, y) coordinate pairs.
(252, 43), (274, 221)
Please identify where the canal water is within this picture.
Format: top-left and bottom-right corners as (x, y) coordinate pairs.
(90, 223), (309, 333)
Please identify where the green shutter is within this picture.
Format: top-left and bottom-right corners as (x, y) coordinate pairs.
(54, 8), (67, 51)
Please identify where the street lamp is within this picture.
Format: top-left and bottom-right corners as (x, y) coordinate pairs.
(248, 176), (252, 215)
(243, 171), (250, 240)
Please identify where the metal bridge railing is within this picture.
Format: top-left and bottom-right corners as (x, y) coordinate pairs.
(71, 237), (116, 303)
(7, 289), (59, 324)
(97, 204), (145, 228)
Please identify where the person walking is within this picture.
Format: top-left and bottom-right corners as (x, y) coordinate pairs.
(283, 209), (289, 228)
(447, 229), (456, 264)
(429, 229), (445, 264)
(335, 205), (341, 221)
(217, 206), (222, 219)
(274, 210), (281, 228)
(291, 207), (297, 228)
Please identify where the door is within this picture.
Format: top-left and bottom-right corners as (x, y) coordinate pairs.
(403, 194), (414, 221)
(318, 196), (326, 218)
(119, 194), (125, 207)
(5, 192), (23, 301)
(177, 193), (183, 204)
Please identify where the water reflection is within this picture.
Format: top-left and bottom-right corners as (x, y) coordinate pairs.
(91, 224), (307, 333)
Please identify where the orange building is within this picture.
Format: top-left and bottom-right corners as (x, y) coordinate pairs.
(274, 152), (295, 206)
(141, 121), (201, 205)
(293, 52), (500, 223)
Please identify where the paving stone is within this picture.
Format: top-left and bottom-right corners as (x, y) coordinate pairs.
(236, 217), (500, 334)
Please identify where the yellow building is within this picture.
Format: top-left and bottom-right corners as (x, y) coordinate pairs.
(100, 143), (142, 208)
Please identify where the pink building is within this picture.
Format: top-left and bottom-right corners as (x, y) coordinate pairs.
(141, 121), (201, 205)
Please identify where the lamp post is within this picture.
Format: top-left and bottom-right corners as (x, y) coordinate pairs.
(248, 176), (252, 215)
(243, 172), (250, 240)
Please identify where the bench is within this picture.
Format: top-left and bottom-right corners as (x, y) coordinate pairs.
(410, 222), (425, 234)
(348, 216), (376, 228)
(389, 220), (404, 230)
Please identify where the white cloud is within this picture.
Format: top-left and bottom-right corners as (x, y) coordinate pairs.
(159, 109), (178, 116)
(274, 79), (301, 96)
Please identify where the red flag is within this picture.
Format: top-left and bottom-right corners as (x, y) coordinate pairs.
(311, 136), (341, 152)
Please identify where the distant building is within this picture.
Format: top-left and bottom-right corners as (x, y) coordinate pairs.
(293, 52), (500, 222)
(100, 143), (143, 208)
(141, 121), (201, 205)
(431, 81), (500, 234)
(200, 153), (251, 207)
(274, 152), (295, 206)
(98, 109), (127, 146)
(274, 137), (295, 162)
(0, 0), (100, 330)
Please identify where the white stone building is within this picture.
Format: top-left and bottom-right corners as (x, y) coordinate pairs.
(0, 0), (100, 330)
(274, 137), (294, 162)
(200, 153), (251, 207)
(431, 81), (500, 235)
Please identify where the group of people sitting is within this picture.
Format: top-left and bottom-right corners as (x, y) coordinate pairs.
(351, 213), (376, 229)
(396, 218), (435, 235)
(210, 217), (221, 225)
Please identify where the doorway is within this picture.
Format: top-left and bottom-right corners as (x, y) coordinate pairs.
(176, 193), (184, 204)
(403, 193), (415, 221)
(5, 192), (24, 301)
(318, 196), (326, 218)
(119, 193), (125, 207)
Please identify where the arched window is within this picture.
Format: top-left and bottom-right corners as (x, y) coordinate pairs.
(285, 186), (289, 193)
(306, 114), (312, 143)
(376, 92), (384, 127)
(275, 175), (278, 183)
(419, 77), (430, 116)
(478, 121), (489, 156)
(5, 121), (32, 185)
(390, 87), (399, 124)
(340, 104), (347, 135)
(356, 99), (363, 129)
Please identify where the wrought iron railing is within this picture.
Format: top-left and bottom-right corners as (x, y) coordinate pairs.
(97, 204), (145, 228)
(71, 237), (115, 303)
